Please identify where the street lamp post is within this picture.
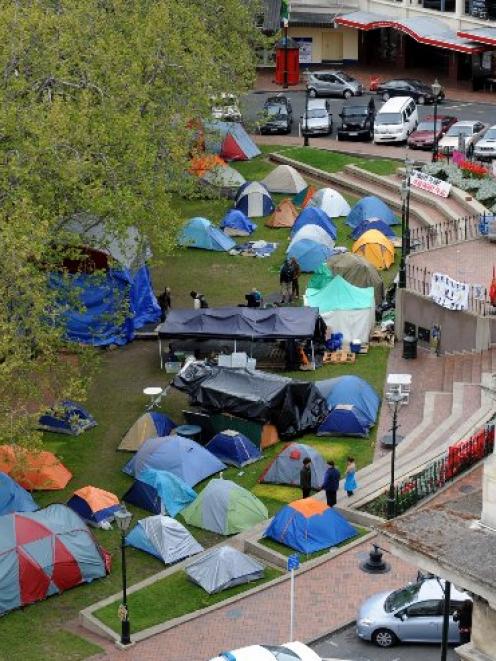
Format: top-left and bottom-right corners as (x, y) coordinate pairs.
(431, 79), (442, 163)
(387, 393), (403, 519)
(304, 87), (310, 147)
(115, 506), (133, 647)
(283, 19), (289, 90)
(398, 159), (412, 288)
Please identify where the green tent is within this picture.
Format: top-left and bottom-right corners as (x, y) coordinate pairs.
(182, 479), (268, 535)
(308, 263), (333, 291)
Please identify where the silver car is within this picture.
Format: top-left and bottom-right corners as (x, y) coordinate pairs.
(474, 123), (496, 160)
(356, 578), (470, 648)
(307, 71), (362, 99)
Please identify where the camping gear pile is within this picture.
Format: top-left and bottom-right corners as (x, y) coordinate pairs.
(38, 401), (96, 435)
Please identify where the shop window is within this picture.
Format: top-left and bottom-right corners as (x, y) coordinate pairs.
(422, 0), (455, 10)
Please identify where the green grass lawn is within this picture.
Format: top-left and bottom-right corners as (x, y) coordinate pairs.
(259, 525), (369, 560)
(94, 565), (282, 635)
(271, 146), (402, 176)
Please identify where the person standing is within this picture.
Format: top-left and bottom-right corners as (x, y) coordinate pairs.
(279, 258), (294, 305)
(454, 600), (473, 645)
(300, 457), (312, 498)
(290, 257), (301, 299)
(344, 456), (357, 497)
(322, 460), (340, 507)
(157, 286), (171, 322)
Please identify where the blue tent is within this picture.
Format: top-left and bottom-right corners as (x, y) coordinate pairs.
(122, 436), (226, 487)
(346, 196), (398, 228)
(264, 498), (356, 554)
(291, 208), (337, 241)
(287, 239), (334, 272)
(316, 375), (380, 437)
(206, 431), (262, 467)
(235, 182), (274, 218)
(122, 468), (196, 517)
(126, 515), (203, 564)
(179, 217), (236, 251)
(220, 209), (257, 236)
(351, 219), (396, 240)
(38, 400), (96, 435)
(0, 473), (38, 515)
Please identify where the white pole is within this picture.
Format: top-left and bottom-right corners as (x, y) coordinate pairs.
(290, 568), (295, 642)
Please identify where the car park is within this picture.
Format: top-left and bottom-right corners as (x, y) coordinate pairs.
(376, 79), (445, 104)
(337, 97), (375, 141)
(210, 641), (322, 661)
(356, 577), (471, 648)
(473, 123), (496, 160)
(438, 120), (487, 155)
(211, 93), (242, 122)
(301, 99), (332, 136)
(373, 97), (418, 144)
(407, 114), (458, 150)
(306, 71), (362, 99)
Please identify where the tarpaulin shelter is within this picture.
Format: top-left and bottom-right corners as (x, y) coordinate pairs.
(185, 545), (264, 594)
(308, 188), (351, 217)
(66, 486), (120, 526)
(263, 498), (356, 554)
(0, 504), (108, 615)
(0, 473), (38, 516)
(346, 195), (398, 228)
(266, 199), (298, 228)
(352, 230), (395, 270)
(50, 215), (160, 346)
(261, 165), (307, 194)
(305, 274), (375, 343)
(182, 479), (268, 535)
(351, 219), (395, 240)
(173, 365), (327, 437)
(219, 209), (257, 237)
(178, 217), (236, 252)
(0, 446), (72, 491)
(287, 239), (334, 273)
(206, 431), (262, 467)
(118, 412), (177, 452)
(327, 254), (384, 306)
(316, 375), (380, 437)
(291, 207), (337, 241)
(259, 443), (326, 490)
(122, 468), (197, 517)
(288, 225), (336, 252)
(122, 436), (226, 487)
(205, 121), (261, 161)
(38, 400), (96, 436)
(126, 515), (203, 564)
(235, 182), (274, 218)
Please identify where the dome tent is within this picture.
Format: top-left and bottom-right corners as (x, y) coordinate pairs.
(200, 164), (246, 191)
(346, 195), (398, 228)
(0, 472), (38, 515)
(287, 239), (334, 273)
(205, 121), (261, 161)
(235, 182), (274, 218)
(288, 224), (335, 252)
(122, 468), (197, 517)
(326, 254), (384, 306)
(206, 430), (262, 467)
(259, 443), (326, 491)
(351, 218), (395, 240)
(185, 545), (264, 594)
(178, 217), (235, 252)
(181, 479), (268, 535)
(220, 209), (257, 237)
(308, 188), (351, 217)
(265, 199), (298, 228)
(126, 515), (203, 564)
(38, 400), (96, 436)
(291, 207), (337, 241)
(352, 229), (395, 270)
(261, 164), (307, 194)
(118, 412), (177, 452)
(316, 375), (380, 437)
(66, 486), (120, 526)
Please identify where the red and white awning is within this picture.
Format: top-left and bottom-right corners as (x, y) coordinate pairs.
(335, 12), (484, 53)
(457, 26), (496, 46)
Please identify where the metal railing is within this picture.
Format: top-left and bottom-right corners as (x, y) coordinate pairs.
(409, 213), (488, 252)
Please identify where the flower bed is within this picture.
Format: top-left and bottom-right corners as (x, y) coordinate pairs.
(422, 162), (496, 211)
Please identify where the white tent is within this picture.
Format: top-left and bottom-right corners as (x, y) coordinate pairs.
(308, 188), (351, 217)
(261, 165), (307, 194)
(288, 224), (335, 252)
(185, 545), (264, 594)
(126, 515), (203, 564)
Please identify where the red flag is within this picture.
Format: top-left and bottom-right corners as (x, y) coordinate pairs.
(490, 266), (496, 306)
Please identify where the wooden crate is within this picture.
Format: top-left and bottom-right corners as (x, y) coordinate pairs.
(323, 350), (356, 364)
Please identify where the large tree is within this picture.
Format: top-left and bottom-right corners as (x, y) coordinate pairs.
(0, 0), (262, 445)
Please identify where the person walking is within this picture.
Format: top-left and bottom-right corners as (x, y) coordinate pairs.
(454, 600), (473, 644)
(344, 456), (357, 497)
(322, 460), (340, 507)
(300, 457), (312, 498)
(157, 286), (171, 322)
(290, 257), (301, 299)
(279, 258), (294, 305)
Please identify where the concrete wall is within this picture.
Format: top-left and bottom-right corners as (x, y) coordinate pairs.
(470, 597), (496, 659)
(288, 27), (358, 63)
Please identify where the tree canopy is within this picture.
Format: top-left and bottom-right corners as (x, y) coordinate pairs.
(0, 0), (262, 445)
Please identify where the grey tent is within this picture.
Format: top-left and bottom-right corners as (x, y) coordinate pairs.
(259, 442), (326, 490)
(327, 252), (384, 306)
(126, 515), (203, 564)
(201, 164), (246, 193)
(185, 545), (264, 594)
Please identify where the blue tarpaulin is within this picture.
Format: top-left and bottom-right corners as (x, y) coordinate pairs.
(220, 209), (257, 236)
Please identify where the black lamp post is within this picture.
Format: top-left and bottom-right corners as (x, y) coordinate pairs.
(304, 87), (310, 147)
(283, 19), (289, 90)
(386, 393), (403, 519)
(440, 580), (452, 661)
(431, 79), (442, 163)
(115, 506), (133, 647)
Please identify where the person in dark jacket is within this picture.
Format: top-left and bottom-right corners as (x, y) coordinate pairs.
(300, 457), (312, 498)
(322, 460), (340, 507)
(290, 257), (301, 299)
(453, 599), (473, 644)
(157, 286), (171, 322)
(279, 259), (294, 305)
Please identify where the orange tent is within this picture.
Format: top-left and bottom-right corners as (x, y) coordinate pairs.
(189, 154), (226, 178)
(0, 446), (72, 490)
(265, 199), (298, 228)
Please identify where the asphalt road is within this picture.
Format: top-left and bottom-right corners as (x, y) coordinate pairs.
(310, 623), (456, 661)
(240, 90), (496, 146)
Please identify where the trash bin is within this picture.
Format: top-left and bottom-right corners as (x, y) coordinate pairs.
(402, 335), (417, 359)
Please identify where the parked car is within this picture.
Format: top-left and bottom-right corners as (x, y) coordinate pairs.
(210, 641), (322, 661)
(338, 97), (375, 141)
(438, 120), (487, 155)
(211, 93), (242, 122)
(373, 97), (418, 144)
(307, 71), (362, 99)
(407, 114), (458, 150)
(260, 102), (292, 134)
(376, 79), (445, 104)
(473, 123), (496, 160)
(265, 94), (293, 116)
(356, 577), (471, 648)
(301, 99), (332, 136)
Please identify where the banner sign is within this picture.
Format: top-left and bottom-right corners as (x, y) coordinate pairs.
(293, 37), (312, 63)
(410, 171), (451, 198)
(430, 272), (469, 311)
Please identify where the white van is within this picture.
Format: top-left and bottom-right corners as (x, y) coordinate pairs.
(374, 96), (418, 144)
(301, 98), (332, 136)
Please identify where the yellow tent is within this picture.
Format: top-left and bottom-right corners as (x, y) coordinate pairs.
(352, 229), (395, 270)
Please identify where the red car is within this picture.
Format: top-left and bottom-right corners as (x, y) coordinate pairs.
(407, 115), (458, 150)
